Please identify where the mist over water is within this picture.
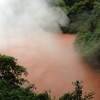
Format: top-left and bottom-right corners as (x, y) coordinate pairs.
(0, 34), (100, 100)
(0, 0), (100, 100)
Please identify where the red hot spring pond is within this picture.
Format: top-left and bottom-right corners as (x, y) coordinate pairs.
(0, 34), (100, 99)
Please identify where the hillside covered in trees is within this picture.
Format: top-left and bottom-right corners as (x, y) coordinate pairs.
(59, 0), (100, 67)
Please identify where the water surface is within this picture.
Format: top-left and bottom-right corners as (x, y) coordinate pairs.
(0, 34), (100, 99)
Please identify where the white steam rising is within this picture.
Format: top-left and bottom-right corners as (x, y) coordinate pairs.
(0, 0), (69, 37)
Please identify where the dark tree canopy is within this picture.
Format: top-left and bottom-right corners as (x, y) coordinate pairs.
(0, 54), (52, 100)
(0, 54), (28, 86)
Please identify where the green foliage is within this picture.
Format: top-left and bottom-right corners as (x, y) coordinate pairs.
(81, 43), (100, 67)
(0, 55), (95, 100)
(67, 0), (93, 21)
(0, 54), (52, 100)
(59, 81), (94, 100)
(58, 0), (95, 33)
(64, 0), (80, 7)
(57, 0), (92, 33)
(56, 0), (68, 15)
(0, 84), (35, 100)
(0, 80), (51, 100)
(0, 54), (28, 86)
(75, 1), (100, 67)
(57, 0), (66, 7)
(35, 91), (51, 100)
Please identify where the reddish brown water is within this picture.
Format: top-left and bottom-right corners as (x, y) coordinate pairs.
(0, 34), (100, 99)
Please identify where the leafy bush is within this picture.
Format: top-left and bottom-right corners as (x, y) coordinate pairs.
(59, 81), (94, 100)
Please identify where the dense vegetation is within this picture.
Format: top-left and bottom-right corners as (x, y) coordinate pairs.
(58, 0), (100, 67)
(74, 0), (100, 67)
(0, 54), (94, 100)
(0, 0), (99, 99)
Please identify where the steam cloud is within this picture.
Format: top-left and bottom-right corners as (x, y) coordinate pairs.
(0, 0), (70, 97)
(0, 0), (69, 83)
(0, 0), (69, 37)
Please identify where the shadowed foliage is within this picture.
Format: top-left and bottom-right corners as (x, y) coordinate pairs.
(59, 81), (94, 100)
(0, 54), (94, 100)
